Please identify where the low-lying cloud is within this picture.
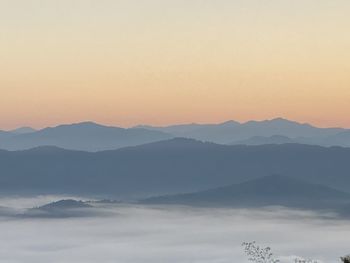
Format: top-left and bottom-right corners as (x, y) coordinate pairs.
(0, 198), (349, 263)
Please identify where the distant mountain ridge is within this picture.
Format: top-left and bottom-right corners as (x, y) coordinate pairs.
(0, 121), (173, 151)
(136, 118), (350, 146)
(0, 118), (350, 151)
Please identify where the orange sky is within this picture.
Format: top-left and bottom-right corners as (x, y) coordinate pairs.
(1, 0), (350, 129)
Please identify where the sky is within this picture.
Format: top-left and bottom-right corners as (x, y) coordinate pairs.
(1, 0), (350, 129)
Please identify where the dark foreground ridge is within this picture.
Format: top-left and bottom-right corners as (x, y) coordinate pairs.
(1, 139), (350, 197)
(141, 175), (350, 212)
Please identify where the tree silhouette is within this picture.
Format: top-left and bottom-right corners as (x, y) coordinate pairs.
(341, 255), (350, 263)
(242, 241), (325, 263)
(242, 241), (279, 263)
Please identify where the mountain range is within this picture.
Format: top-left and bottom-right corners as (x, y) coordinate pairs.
(1, 118), (349, 151)
(137, 118), (349, 146)
(0, 122), (172, 151)
(1, 138), (350, 198)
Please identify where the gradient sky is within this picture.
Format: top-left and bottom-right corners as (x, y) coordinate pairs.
(1, 0), (350, 129)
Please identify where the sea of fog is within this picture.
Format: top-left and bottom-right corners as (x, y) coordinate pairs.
(0, 196), (349, 263)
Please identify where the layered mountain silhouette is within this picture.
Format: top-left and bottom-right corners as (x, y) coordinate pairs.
(1, 118), (350, 151)
(137, 118), (347, 145)
(1, 138), (350, 197)
(141, 175), (350, 211)
(0, 122), (172, 151)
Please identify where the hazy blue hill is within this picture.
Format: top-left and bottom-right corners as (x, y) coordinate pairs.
(0, 122), (173, 151)
(10, 127), (36, 134)
(136, 120), (241, 143)
(0, 131), (14, 151)
(1, 139), (350, 197)
(141, 175), (350, 209)
(116, 137), (220, 151)
(323, 131), (350, 147)
(137, 118), (345, 145)
(0, 130), (13, 140)
(137, 123), (216, 135)
(233, 135), (296, 145)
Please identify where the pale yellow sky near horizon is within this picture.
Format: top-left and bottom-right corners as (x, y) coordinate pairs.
(1, 0), (350, 129)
